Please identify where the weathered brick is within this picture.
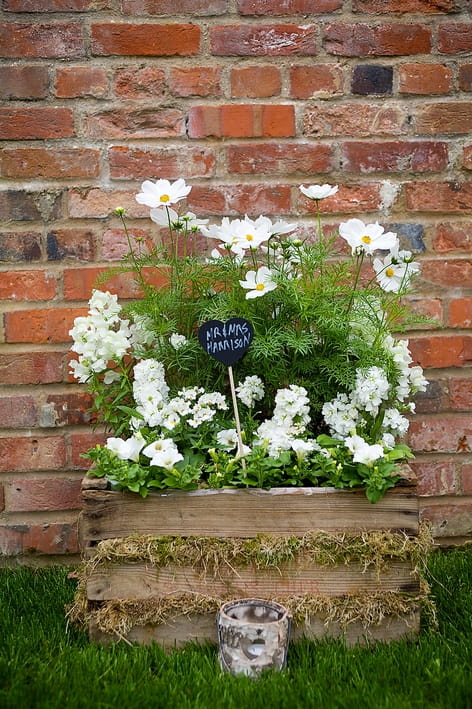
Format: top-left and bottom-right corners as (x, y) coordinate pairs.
(353, 0), (456, 11)
(84, 108), (185, 139)
(5, 478), (82, 513)
(409, 335), (471, 368)
(109, 146), (215, 179)
(122, 0), (226, 13)
(0, 396), (37, 428)
(416, 102), (472, 134)
(46, 229), (96, 261)
(188, 184), (292, 216)
(0, 232), (42, 262)
(289, 64), (343, 99)
(449, 377), (472, 410)
(459, 64), (472, 91)
(170, 67), (222, 97)
(0, 108), (74, 139)
(399, 63), (453, 94)
(91, 23), (200, 56)
(299, 183), (382, 213)
(188, 104), (295, 139)
(303, 103), (407, 137)
(433, 222), (471, 251)
(0, 522), (78, 556)
(0, 22), (84, 58)
(449, 298), (472, 328)
(0, 486), (4, 513)
(0, 191), (62, 222)
(63, 267), (150, 300)
(341, 141), (448, 173)
(238, 0), (342, 11)
(462, 464), (472, 495)
(1, 148), (100, 179)
(324, 23), (432, 56)
(67, 188), (148, 219)
(230, 65), (281, 98)
(4, 0), (107, 9)
(114, 66), (166, 99)
(462, 144), (472, 169)
(44, 392), (95, 427)
(406, 182), (472, 212)
(408, 415), (472, 453)
(227, 143), (332, 175)
(413, 379), (445, 413)
(405, 297), (443, 327)
(55, 66), (108, 98)
(0, 436), (66, 473)
(4, 308), (87, 344)
(420, 504), (472, 539)
(210, 24), (317, 56)
(0, 65), (49, 99)
(0, 270), (57, 301)
(0, 352), (64, 385)
(351, 65), (393, 95)
(438, 23), (472, 54)
(102, 228), (152, 261)
(413, 460), (457, 496)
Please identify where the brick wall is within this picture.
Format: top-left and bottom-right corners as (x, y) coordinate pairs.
(1, 0), (471, 559)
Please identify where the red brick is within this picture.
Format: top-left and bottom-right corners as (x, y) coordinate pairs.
(409, 335), (471, 368)
(102, 228), (152, 261)
(459, 64), (472, 91)
(170, 67), (222, 97)
(449, 378), (472, 410)
(63, 267), (149, 300)
(188, 105), (295, 138)
(0, 522), (78, 557)
(227, 143), (332, 175)
(67, 188), (148, 219)
(84, 107), (185, 138)
(413, 460), (457, 496)
(0, 271), (57, 301)
(398, 63), (453, 94)
(341, 140), (448, 173)
(462, 464), (472, 494)
(413, 379), (445, 413)
(405, 297), (443, 328)
(353, 0), (456, 11)
(238, 0), (341, 11)
(44, 392), (95, 427)
(416, 102), (472, 134)
(55, 66), (108, 98)
(1, 148), (99, 179)
(5, 478), (81, 512)
(299, 183), (382, 213)
(188, 184), (292, 216)
(0, 22), (83, 58)
(210, 24), (317, 56)
(0, 232), (42, 261)
(47, 229), (96, 261)
(323, 23), (432, 57)
(0, 65), (49, 99)
(109, 146), (215, 180)
(0, 396), (37, 428)
(4, 308), (87, 344)
(91, 23), (200, 56)
(289, 64), (343, 99)
(123, 0), (226, 12)
(0, 352), (64, 385)
(303, 102), (407, 136)
(0, 436), (66, 473)
(4, 0), (106, 9)
(70, 432), (107, 469)
(114, 66), (166, 99)
(0, 108), (74, 140)
(0, 487), (4, 513)
(462, 144), (472, 169)
(231, 65), (281, 98)
(0, 191), (61, 222)
(433, 222), (471, 251)
(406, 182), (472, 212)
(439, 23), (472, 54)
(420, 503), (472, 539)
(449, 298), (472, 328)
(418, 259), (472, 289)
(408, 415), (472, 453)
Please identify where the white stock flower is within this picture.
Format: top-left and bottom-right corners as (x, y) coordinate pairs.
(239, 266), (277, 299)
(170, 333), (188, 350)
(408, 365), (428, 393)
(236, 375), (265, 408)
(322, 393), (360, 438)
(106, 434), (145, 462)
(345, 435), (384, 466)
(136, 178), (191, 208)
(339, 219), (398, 255)
(383, 408), (409, 436)
(299, 184), (338, 200)
(352, 366), (390, 415)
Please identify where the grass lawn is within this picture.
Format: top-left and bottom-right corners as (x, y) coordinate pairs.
(0, 548), (471, 709)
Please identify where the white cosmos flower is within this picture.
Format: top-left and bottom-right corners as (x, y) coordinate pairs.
(299, 184), (338, 200)
(136, 178), (191, 208)
(339, 218), (398, 255)
(239, 266), (277, 299)
(373, 248), (420, 293)
(106, 434), (145, 462)
(150, 206), (178, 226)
(345, 435), (384, 466)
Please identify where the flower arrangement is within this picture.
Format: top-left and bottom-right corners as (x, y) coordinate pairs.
(70, 178), (427, 503)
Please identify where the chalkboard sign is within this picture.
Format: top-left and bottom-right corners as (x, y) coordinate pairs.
(198, 318), (254, 366)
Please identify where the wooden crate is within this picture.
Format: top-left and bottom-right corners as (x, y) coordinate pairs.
(79, 477), (423, 648)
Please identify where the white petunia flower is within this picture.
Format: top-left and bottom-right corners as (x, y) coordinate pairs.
(106, 434), (145, 462)
(345, 434), (384, 466)
(299, 184), (338, 200)
(142, 438), (183, 469)
(339, 219), (398, 255)
(239, 266), (277, 299)
(136, 178), (191, 208)
(216, 428), (238, 449)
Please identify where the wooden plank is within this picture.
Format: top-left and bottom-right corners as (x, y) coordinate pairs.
(89, 609), (420, 648)
(81, 486), (418, 544)
(87, 560), (419, 601)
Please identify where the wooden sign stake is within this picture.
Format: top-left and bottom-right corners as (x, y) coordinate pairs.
(227, 365), (246, 468)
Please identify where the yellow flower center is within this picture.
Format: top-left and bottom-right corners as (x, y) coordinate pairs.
(255, 283), (265, 291)
(385, 268), (395, 278)
(160, 194), (170, 203)
(246, 234), (254, 241)
(361, 235), (371, 244)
